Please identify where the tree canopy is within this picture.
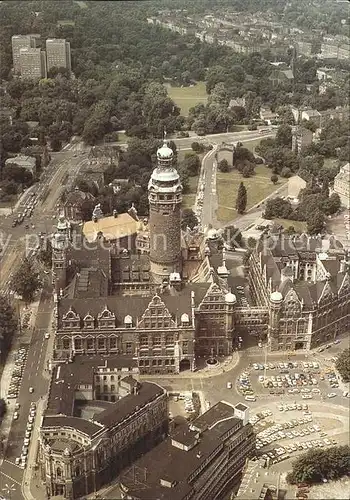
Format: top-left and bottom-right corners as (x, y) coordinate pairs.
(335, 348), (350, 383)
(286, 446), (350, 485)
(0, 295), (17, 357)
(10, 258), (42, 304)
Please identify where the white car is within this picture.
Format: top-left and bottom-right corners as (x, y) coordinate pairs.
(327, 393), (337, 398)
(45, 332), (50, 339)
(29, 387), (34, 393)
(13, 412), (19, 420)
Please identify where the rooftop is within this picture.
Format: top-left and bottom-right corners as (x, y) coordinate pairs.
(83, 213), (141, 243)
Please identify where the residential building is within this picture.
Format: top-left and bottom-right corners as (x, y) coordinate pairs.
(19, 47), (47, 79)
(320, 42), (350, 60)
(11, 34), (40, 73)
(119, 401), (255, 500)
(292, 126), (313, 154)
(333, 163), (350, 209)
(39, 357), (168, 499)
(46, 38), (71, 72)
(5, 154), (36, 174)
(88, 145), (120, 167)
(269, 67), (294, 86)
(260, 107), (277, 125)
(63, 187), (95, 223)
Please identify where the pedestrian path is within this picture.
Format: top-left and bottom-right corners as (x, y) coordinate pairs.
(140, 352), (240, 380)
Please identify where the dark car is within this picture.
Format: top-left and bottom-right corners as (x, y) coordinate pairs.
(12, 220), (17, 227)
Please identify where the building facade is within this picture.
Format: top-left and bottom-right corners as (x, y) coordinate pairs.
(333, 163), (350, 209)
(19, 47), (47, 79)
(119, 401), (255, 500)
(11, 34), (39, 73)
(46, 38), (71, 72)
(248, 235), (350, 351)
(39, 357), (168, 499)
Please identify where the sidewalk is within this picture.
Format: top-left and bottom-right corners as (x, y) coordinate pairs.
(139, 351), (240, 380)
(0, 299), (40, 466)
(22, 398), (47, 500)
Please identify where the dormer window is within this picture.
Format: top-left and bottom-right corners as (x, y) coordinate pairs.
(124, 315), (132, 328)
(83, 313), (95, 329)
(181, 313), (190, 326)
(62, 308), (81, 329)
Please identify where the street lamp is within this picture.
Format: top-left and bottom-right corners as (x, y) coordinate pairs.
(2, 483), (16, 499)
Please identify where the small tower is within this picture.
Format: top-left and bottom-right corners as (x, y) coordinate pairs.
(269, 291), (283, 350)
(51, 232), (68, 293)
(148, 136), (183, 283)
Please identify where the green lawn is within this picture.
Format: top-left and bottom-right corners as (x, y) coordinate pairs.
(273, 218), (307, 233)
(165, 82), (208, 116)
(182, 175), (199, 209)
(216, 165), (288, 223)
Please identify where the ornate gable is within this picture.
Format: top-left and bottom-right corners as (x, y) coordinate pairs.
(318, 280), (334, 305)
(83, 312), (95, 329)
(138, 295), (175, 329)
(283, 288), (301, 316)
(62, 307), (81, 329)
(97, 305), (116, 328)
(202, 282), (225, 302)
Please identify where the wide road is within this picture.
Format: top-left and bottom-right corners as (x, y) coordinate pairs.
(197, 131), (276, 228)
(0, 282), (53, 500)
(0, 140), (89, 289)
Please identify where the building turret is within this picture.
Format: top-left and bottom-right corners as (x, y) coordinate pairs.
(268, 291), (283, 349)
(51, 232), (68, 293)
(148, 138), (182, 283)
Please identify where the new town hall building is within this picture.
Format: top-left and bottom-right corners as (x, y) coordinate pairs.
(50, 140), (350, 370)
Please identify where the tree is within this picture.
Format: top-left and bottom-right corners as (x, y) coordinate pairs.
(335, 348), (350, 382)
(191, 142), (204, 153)
(321, 193), (341, 216)
(236, 182), (247, 214)
(181, 209), (198, 230)
(10, 258), (42, 304)
(276, 124), (292, 148)
(37, 240), (52, 268)
(264, 197), (293, 219)
(281, 166), (292, 178)
(271, 174), (279, 184)
(306, 209), (325, 235)
(242, 164), (254, 178)
(218, 159), (229, 172)
(182, 153), (201, 177)
(286, 446), (350, 485)
(0, 295), (17, 356)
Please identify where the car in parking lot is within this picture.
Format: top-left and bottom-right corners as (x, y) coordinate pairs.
(327, 393), (337, 398)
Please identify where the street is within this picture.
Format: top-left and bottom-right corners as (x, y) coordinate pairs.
(0, 282), (54, 500)
(0, 141), (88, 290)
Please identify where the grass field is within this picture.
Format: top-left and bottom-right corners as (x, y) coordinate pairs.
(216, 165), (288, 223)
(182, 175), (199, 208)
(165, 82), (208, 116)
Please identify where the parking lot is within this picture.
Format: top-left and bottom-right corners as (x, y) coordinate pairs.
(7, 346), (28, 400)
(248, 400), (349, 467)
(237, 355), (347, 403)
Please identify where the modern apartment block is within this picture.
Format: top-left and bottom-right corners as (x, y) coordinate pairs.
(11, 34), (40, 73)
(19, 47), (47, 80)
(46, 38), (71, 72)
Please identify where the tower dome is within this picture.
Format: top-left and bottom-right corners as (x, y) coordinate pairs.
(157, 142), (174, 160)
(270, 291), (283, 303)
(225, 292), (236, 303)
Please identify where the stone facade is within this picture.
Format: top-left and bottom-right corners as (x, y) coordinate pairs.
(39, 362), (168, 499)
(248, 235), (350, 351)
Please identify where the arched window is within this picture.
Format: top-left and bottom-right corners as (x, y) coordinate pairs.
(57, 467), (62, 477)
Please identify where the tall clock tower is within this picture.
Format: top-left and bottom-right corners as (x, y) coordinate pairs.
(148, 139), (183, 283)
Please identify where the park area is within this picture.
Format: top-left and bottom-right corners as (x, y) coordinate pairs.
(165, 82), (208, 116)
(216, 163), (288, 223)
